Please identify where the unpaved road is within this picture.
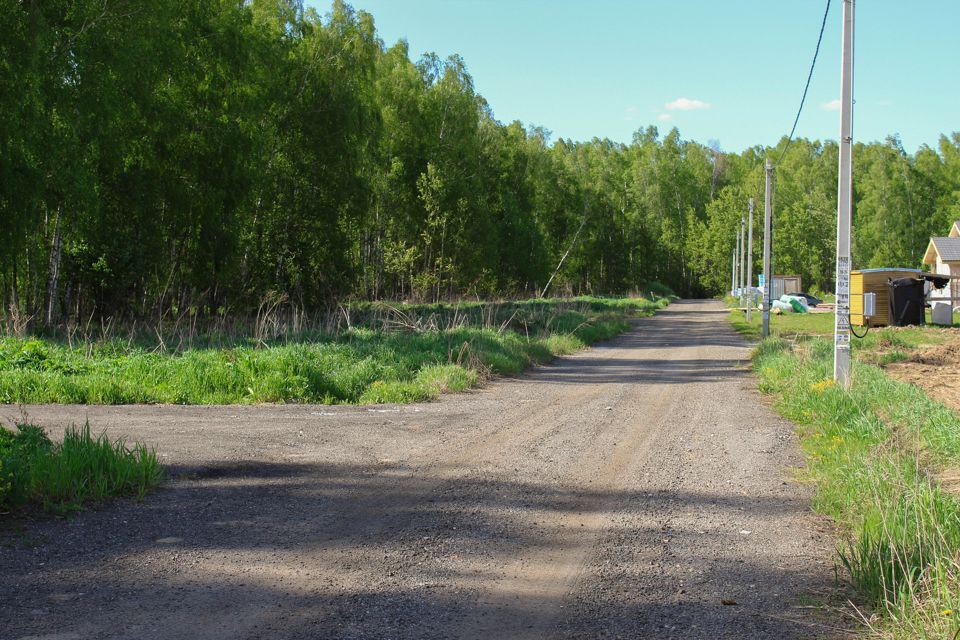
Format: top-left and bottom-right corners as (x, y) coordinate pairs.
(1, 300), (842, 639)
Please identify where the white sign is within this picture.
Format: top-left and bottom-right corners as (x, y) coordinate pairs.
(835, 255), (851, 348)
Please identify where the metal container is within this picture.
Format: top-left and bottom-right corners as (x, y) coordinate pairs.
(932, 301), (954, 326)
(863, 292), (876, 319)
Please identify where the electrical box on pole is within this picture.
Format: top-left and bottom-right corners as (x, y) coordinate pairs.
(834, 0), (855, 388)
(746, 199), (755, 322)
(762, 160), (774, 337)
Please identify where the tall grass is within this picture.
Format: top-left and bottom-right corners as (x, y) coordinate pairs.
(753, 336), (960, 637)
(0, 295), (669, 405)
(0, 423), (164, 514)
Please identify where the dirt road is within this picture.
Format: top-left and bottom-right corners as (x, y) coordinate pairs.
(1, 300), (841, 639)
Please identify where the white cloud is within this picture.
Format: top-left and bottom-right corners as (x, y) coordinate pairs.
(657, 113), (674, 122)
(665, 97), (711, 111)
(623, 105), (639, 122)
(821, 99), (842, 111)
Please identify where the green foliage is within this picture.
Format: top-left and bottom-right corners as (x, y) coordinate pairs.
(750, 326), (960, 637)
(3, 1), (958, 327)
(0, 423), (163, 513)
(0, 296), (664, 405)
(727, 309), (835, 342)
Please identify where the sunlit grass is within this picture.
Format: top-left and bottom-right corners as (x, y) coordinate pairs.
(749, 329), (960, 638)
(0, 296), (667, 405)
(0, 423), (164, 514)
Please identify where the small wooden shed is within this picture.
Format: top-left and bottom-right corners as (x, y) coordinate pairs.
(922, 221), (960, 304)
(851, 268), (923, 326)
(769, 275), (802, 300)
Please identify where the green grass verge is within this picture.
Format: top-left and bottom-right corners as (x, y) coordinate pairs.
(743, 318), (960, 638)
(0, 423), (164, 514)
(728, 308), (835, 340)
(0, 296), (668, 405)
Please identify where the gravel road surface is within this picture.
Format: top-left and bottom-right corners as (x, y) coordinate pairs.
(1, 300), (842, 639)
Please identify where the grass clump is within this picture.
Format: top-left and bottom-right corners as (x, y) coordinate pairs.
(0, 423), (164, 514)
(751, 333), (960, 637)
(0, 295), (664, 405)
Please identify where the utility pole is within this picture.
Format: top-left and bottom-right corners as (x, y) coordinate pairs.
(739, 217), (746, 309)
(834, 0), (855, 388)
(731, 248), (737, 297)
(746, 199), (755, 322)
(762, 159), (774, 337)
(733, 226), (741, 298)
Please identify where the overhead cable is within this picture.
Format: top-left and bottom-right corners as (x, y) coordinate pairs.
(775, 0), (832, 166)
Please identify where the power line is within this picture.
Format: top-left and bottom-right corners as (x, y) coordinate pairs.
(775, 0), (832, 166)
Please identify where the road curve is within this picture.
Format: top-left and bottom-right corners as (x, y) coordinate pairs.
(1, 300), (841, 639)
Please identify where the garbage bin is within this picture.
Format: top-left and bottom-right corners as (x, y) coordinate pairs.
(887, 277), (925, 327)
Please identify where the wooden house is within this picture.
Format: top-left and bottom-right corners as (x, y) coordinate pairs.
(767, 275), (802, 300)
(923, 221), (960, 304)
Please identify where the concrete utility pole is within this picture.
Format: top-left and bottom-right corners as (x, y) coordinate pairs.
(834, 0), (855, 388)
(733, 226), (741, 298)
(746, 199), (755, 321)
(731, 248), (737, 297)
(739, 217), (746, 309)
(762, 159), (774, 337)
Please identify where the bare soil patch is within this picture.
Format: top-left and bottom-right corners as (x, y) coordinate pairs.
(885, 333), (960, 415)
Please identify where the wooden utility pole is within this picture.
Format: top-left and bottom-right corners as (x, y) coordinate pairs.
(739, 217), (746, 309)
(762, 159), (774, 337)
(746, 199), (755, 321)
(834, 0), (855, 388)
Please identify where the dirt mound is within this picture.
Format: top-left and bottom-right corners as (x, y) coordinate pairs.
(886, 335), (960, 414)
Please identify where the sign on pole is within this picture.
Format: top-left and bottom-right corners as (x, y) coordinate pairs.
(834, 0), (855, 388)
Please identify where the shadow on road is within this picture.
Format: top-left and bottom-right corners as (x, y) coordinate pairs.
(2, 459), (838, 639)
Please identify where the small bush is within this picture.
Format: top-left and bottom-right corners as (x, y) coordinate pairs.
(641, 281), (676, 299)
(0, 423), (164, 514)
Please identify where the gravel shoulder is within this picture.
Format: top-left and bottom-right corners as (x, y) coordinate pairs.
(1, 300), (845, 639)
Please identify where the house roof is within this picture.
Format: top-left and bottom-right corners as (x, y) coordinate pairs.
(925, 236), (960, 264)
(952, 220), (960, 238)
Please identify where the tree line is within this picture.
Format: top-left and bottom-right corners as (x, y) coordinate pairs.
(3, 0), (959, 327)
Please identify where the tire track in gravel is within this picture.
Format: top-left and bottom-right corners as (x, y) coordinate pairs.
(455, 385), (676, 640)
(1, 300), (845, 640)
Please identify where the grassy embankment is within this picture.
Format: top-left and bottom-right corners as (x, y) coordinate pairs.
(1, 423), (164, 514)
(731, 309), (960, 637)
(0, 295), (670, 405)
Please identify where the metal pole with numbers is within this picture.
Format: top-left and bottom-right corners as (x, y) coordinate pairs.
(834, 0), (855, 388)
(746, 199), (755, 322)
(762, 160), (774, 337)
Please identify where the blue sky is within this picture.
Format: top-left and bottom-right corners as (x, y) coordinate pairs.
(311, 1), (958, 154)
